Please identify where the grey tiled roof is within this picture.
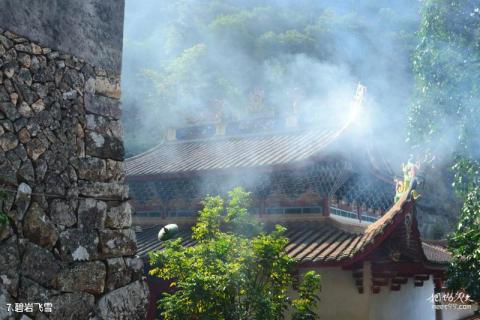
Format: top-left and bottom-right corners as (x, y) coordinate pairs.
(126, 128), (341, 176)
(135, 191), (450, 265)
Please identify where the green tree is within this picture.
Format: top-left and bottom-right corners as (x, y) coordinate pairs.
(408, 0), (480, 300)
(448, 185), (480, 300)
(149, 187), (321, 320)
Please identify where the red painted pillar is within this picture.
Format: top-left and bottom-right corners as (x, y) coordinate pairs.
(322, 197), (330, 217)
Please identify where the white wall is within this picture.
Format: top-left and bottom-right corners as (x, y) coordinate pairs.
(314, 268), (371, 320)
(304, 268), (436, 320)
(369, 277), (435, 320)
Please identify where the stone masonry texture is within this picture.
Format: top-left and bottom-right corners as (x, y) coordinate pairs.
(0, 0), (124, 73)
(0, 2), (148, 319)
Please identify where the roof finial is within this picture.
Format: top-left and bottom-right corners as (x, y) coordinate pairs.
(394, 159), (421, 202)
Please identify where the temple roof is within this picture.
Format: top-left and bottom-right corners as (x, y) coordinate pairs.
(126, 128), (347, 177)
(134, 189), (450, 267)
(421, 242), (451, 264)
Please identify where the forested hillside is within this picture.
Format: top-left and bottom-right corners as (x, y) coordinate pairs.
(122, 0), (419, 156)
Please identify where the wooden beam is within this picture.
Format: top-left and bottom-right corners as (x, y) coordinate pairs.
(372, 279), (389, 287)
(392, 278), (408, 285)
(372, 272), (391, 279)
(372, 262), (444, 276)
(414, 274), (430, 281)
(414, 280), (424, 287)
(342, 263), (363, 271)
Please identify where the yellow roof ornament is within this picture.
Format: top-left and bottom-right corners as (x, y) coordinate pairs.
(394, 159), (421, 202)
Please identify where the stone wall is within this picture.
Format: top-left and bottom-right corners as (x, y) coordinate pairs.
(0, 25), (147, 320)
(0, 0), (124, 73)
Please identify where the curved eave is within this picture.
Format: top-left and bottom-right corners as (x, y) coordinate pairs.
(296, 185), (450, 270)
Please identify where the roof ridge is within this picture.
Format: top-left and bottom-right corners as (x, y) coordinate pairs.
(126, 127), (330, 162)
(364, 183), (414, 234)
(125, 127), (347, 176)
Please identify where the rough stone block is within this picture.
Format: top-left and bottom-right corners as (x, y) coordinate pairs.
(99, 229), (136, 258)
(5, 149), (21, 170)
(16, 82), (39, 105)
(125, 256), (144, 281)
(49, 292), (95, 320)
(18, 276), (51, 305)
(13, 144), (28, 161)
(0, 34), (13, 49)
(14, 182), (31, 219)
(78, 181), (128, 199)
(0, 153), (17, 185)
(84, 92), (122, 119)
(44, 173), (67, 196)
(31, 43), (42, 55)
(96, 281), (148, 320)
(0, 87), (8, 103)
(0, 236), (20, 296)
(15, 43), (32, 53)
(58, 229), (99, 262)
(23, 202), (59, 249)
(0, 287), (14, 319)
(78, 198), (107, 230)
(18, 102), (33, 118)
(106, 159), (124, 182)
(26, 137), (48, 161)
(49, 199), (76, 227)
(106, 258), (131, 291)
(85, 130), (124, 161)
(0, 102), (20, 121)
(95, 76), (120, 99)
(61, 68), (84, 92)
(18, 159), (34, 183)
(85, 114), (123, 140)
(77, 157), (107, 181)
(0, 224), (13, 242)
(20, 242), (60, 287)
(53, 261), (106, 295)
(0, 131), (18, 151)
(105, 202), (132, 229)
(16, 67), (32, 86)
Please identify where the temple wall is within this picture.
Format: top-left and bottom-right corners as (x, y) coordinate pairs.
(313, 268), (371, 320)
(370, 277), (435, 320)
(0, 1), (148, 319)
(299, 268), (437, 320)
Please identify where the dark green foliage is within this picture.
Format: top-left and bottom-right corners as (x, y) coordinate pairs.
(148, 187), (321, 320)
(408, 0), (480, 300)
(448, 186), (480, 300)
(292, 271), (322, 320)
(408, 0), (480, 157)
